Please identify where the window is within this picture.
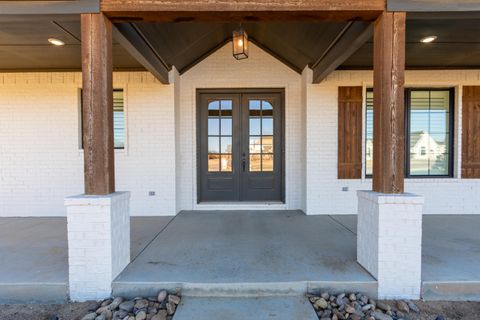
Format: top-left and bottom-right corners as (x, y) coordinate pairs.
(207, 100), (233, 172)
(249, 99), (274, 172)
(80, 89), (125, 149)
(365, 88), (454, 177)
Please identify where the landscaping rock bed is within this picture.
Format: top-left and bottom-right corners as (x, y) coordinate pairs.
(80, 290), (181, 320)
(308, 292), (426, 320)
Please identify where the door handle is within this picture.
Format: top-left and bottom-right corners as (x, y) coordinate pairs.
(242, 159), (246, 172)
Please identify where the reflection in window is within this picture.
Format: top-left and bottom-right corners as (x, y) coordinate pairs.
(365, 89), (452, 177)
(249, 99), (274, 172)
(207, 100), (233, 172)
(409, 90), (451, 176)
(81, 89), (125, 149)
(365, 91), (373, 175)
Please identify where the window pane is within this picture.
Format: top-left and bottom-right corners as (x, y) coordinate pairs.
(208, 100), (220, 110)
(430, 154), (449, 175)
(261, 136), (273, 153)
(208, 154), (220, 172)
(220, 137), (232, 154)
(220, 155), (232, 172)
(250, 154), (261, 171)
(113, 89), (124, 149)
(262, 100), (273, 116)
(408, 89), (451, 176)
(365, 91), (374, 176)
(221, 100), (232, 110)
(208, 137), (219, 153)
(262, 118), (273, 135)
(208, 118), (219, 135)
(220, 118), (232, 135)
(249, 100), (261, 116)
(249, 137), (261, 153)
(250, 118), (261, 135)
(262, 154), (274, 171)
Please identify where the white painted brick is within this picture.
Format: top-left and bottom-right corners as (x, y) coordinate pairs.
(66, 192), (130, 301)
(357, 190), (424, 299)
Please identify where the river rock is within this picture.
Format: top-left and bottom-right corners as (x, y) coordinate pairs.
(157, 290), (167, 302)
(371, 311), (393, 320)
(376, 301), (391, 312)
(315, 298), (328, 309)
(119, 300), (135, 313)
(396, 300), (410, 313)
(81, 313), (97, 320)
(168, 294), (181, 305)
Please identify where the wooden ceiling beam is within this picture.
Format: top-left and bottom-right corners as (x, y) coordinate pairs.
(101, 0), (385, 22)
(311, 21), (373, 83)
(113, 23), (170, 84)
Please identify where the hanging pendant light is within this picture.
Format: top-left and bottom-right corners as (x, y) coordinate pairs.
(232, 28), (248, 60)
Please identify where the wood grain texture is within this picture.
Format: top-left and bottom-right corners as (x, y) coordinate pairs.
(338, 87), (363, 179)
(462, 86), (480, 178)
(101, 0), (385, 22)
(372, 11), (405, 194)
(81, 13), (115, 195)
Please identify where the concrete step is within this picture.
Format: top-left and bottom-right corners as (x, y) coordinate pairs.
(111, 280), (377, 299)
(173, 296), (318, 320)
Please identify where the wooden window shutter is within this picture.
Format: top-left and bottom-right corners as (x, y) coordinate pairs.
(338, 86), (363, 179)
(462, 86), (480, 178)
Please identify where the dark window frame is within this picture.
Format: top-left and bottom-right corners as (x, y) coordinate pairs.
(79, 88), (126, 150)
(365, 87), (455, 178)
(405, 87), (455, 178)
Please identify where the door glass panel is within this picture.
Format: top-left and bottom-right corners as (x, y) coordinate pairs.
(220, 155), (232, 172)
(262, 154), (274, 171)
(249, 137), (261, 153)
(208, 118), (219, 135)
(208, 137), (219, 153)
(248, 99), (274, 172)
(207, 99), (233, 172)
(249, 154), (261, 171)
(249, 118), (261, 135)
(262, 118), (273, 135)
(220, 118), (232, 135)
(208, 154), (219, 171)
(221, 137), (232, 153)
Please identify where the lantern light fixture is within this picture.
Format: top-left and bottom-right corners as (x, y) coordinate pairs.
(232, 28), (248, 60)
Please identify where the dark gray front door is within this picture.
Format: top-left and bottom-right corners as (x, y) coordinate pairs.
(198, 90), (284, 202)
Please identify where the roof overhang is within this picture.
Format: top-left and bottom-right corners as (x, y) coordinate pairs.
(0, 0), (99, 15)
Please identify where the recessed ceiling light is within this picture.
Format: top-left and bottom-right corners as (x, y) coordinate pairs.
(420, 36), (437, 43)
(48, 38), (65, 46)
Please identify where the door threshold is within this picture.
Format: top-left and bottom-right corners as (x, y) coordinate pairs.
(194, 201), (287, 210)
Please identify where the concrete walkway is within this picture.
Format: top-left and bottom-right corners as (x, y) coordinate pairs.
(174, 296), (317, 320)
(0, 217), (172, 303)
(334, 214), (480, 301)
(113, 211), (376, 298)
(1, 212), (479, 302)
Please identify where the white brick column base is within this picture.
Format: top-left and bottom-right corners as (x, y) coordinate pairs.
(357, 190), (424, 300)
(65, 192), (130, 301)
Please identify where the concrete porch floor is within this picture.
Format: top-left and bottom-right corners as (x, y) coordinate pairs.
(0, 212), (479, 302)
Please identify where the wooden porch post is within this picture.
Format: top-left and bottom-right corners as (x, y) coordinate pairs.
(372, 11), (406, 194)
(81, 12), (115, 195)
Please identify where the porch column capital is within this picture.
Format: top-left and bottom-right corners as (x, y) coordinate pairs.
(372, 11), (406, 194)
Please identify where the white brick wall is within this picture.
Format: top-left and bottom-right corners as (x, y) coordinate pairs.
(65, 192), (130, 301)
(0, 53), (479, 217)
(306, 70), (480, 215)
(357, 191), (424, 299)
(0, 72), (176, 216)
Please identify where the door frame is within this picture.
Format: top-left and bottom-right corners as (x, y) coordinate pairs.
(196, 88), (286, 204)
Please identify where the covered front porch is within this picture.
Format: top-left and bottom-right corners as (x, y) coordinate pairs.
(1, 211), (479, 303)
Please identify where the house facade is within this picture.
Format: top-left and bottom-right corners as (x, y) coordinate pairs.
(1, 0), (480, 302)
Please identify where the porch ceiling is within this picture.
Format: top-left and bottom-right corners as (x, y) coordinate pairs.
(0, 14), (479, 73)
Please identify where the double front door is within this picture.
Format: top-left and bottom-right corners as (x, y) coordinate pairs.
(198, 90), (284, 202)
